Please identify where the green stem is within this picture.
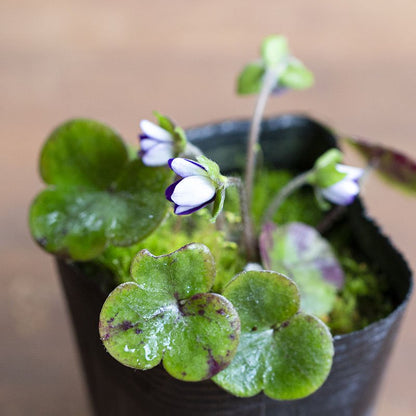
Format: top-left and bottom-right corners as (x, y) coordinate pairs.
(227, 177), (257, 262)
(262, 170), (313, 224)
(244, 68), (279, 211)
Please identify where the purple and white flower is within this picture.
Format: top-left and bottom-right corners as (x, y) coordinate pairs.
(319, 164), (364, 205)
(165, 158), (217, 215)
(138, 120), (174, 166)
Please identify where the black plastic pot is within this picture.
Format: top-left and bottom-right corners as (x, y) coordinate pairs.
(58, 115), (413, 416)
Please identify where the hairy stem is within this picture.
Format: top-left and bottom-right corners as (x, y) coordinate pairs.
(262, 170), (313, 224)
(244, 68), (279, 211)
(227, 177), (257, 262)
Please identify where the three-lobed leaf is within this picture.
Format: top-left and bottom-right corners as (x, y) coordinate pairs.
(99, 244), (241, 381)
(30, 119), (172, 260)
(259, 222), (343, 317)
(213, 270), (334, 400)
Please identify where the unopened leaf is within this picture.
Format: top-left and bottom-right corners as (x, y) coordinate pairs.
(261, 35), (289, 67)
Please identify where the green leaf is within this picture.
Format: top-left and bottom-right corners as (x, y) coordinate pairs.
(196, 155), (223, 183)
(211, 186), (226, 223)
(30, 119), (172, 260)
(259, 222), (343, 317)
(213, 270), (334, 400)
(315, 149), (343, 170)
(261, 35), (289, 67)
(194, 156), (226, 221)
(310, 149), (347, 188)
(40, 119), (128, 189)
(99, 244), (241, 381)
(279, 59), (314, 90)
(173, 126), (187, 153)
(237, 61), (265, 95)
(153, 111), (176, 135)
(153, 111), (187, 154)
(345, 136), (416, 195)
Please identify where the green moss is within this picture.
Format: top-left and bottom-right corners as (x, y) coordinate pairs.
(251, 170), (394, 334)
(326, 225), (394, 334)
(329, 263), (394, 335)
(96, 209), (246, 292)
(251, 170), (324, 228)
(93, 169), (393, 335)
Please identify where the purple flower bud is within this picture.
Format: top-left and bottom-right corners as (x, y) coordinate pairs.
(320, 164), (364, 205)
(138, 120), (174, 166)
(166, 158), (217, 215)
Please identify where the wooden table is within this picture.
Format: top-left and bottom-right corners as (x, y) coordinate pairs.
(1, 1), (415, 414)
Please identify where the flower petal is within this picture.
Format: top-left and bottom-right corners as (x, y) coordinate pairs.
(142, 142), (174, 166)
(140, 138), (157, 152)
(170, 176), (216, 206)
(335, 164), (364, 182)
(173, 196), (216, 215)
(140, 120), (173, 142)
(168, 158), (207, 177)
(165, 180), (181, 202)
(321, 180), (360, 205)
(175, 205), (198, 215)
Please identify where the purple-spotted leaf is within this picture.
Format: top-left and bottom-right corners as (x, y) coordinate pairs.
(99, 244), (240, 381)
(29, 119), (172, 260)
(259, 222), (343, 317)
(213, 271), (334, 400)
(346, 137), (416, 194)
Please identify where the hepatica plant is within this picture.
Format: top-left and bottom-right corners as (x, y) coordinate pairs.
(30, 35), (416, 400)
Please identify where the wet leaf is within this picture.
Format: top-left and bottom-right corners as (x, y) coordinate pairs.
(99, 244), (241, 381)
(346, 137), (416, 194)
(259, 222), (343, 316)
(29, 119), (172, 260)
(213, 270), (334, 400)
(39, 118), (128, 188)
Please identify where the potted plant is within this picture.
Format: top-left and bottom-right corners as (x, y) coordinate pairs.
(29, 35), (413, 416)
